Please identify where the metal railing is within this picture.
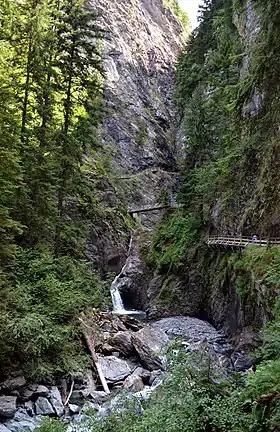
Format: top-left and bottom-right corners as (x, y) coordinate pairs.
(206, 236), (280, 248)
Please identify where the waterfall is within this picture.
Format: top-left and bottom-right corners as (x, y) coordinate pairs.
(110, 234), (133, 313)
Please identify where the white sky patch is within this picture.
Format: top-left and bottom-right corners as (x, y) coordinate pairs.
(178, 0), (202, 29)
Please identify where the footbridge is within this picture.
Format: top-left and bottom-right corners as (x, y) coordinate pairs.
(206, 236), (280, 251)
(128, 202), (183, 215)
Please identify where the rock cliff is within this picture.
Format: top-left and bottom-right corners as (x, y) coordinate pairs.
(86, 0), (184, 278)
(146, 0), (279, 337)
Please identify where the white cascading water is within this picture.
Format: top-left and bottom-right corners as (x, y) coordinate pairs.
(110, 234), (133, 313)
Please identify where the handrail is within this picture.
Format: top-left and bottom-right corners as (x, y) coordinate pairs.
(206, 235), (280, 248)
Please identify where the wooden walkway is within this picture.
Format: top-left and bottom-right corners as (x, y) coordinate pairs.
(128, 203), (183, 215)
(207, 236), (280, 250)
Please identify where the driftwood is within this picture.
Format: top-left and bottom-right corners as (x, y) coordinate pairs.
(79, 317), (110, 394)
(64, 380), (75, 406)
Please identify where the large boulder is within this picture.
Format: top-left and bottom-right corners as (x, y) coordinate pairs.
(131, 327), (169, 370)
(35, 397), (54, 415)
(4, 409), (37, 432)
(97, 355), (132, 382)
(33, 385), (49, 398)
(49, 387), (64, 416)
(0, 396), (17, 418)
(108, 331), (135, 356)
(0, 377), (26, 393)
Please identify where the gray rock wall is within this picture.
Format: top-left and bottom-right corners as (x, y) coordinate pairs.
(89, 0), (182, 211)
(86, 0), (183, 278)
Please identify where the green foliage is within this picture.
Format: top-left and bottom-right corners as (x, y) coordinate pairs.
(0, 0), (106, 259)
(163, 0), (190, 33)
(148, 211), (203, 271)
(35, 418), (67, 432)
(0, 246), (108, 380)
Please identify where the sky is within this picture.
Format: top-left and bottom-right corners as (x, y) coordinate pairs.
(178, 0), (202, 29)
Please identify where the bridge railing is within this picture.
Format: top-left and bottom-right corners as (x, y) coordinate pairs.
(207, 236), (280, 248)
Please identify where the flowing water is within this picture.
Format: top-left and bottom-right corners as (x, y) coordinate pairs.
(110, 234), (146, 317)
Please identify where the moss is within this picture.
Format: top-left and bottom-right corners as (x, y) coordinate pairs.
(134, 118), (148, 147)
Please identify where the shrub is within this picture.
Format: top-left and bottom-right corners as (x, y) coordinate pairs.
(0, 246), (108, 380)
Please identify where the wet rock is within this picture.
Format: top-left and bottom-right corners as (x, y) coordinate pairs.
(0, 377), (26, 393)
(101, 343), (114, 355)
(230, 352), (253, 372)
(49, 387), (64, 416)
(97, 355), (132, 382)
(109, 331), (135, 356)
(35, 397), (54, 415)
(131, 327), (169, 370)
(4, 420), (36, 432)
(0, 396), (17, 418)
(123, 375), (144, 392)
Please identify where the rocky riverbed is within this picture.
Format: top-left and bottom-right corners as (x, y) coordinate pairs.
(0, 313), (259, 432)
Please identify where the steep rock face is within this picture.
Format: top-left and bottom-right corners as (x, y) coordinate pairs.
(147, 0), (277, 336)
(86, 0), (183, 278)
(89, 0), (182, 211)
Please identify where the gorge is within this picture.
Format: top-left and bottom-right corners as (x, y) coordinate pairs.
(1, 0), (280, 431)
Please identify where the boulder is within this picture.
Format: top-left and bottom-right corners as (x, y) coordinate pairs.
(0, 396), (17, 418)
(24, 401), (34, 417)
(49, 387), (64, 416)
(123, 375), (144, 391)
(20, 388), (34, 402)
(89, 391), (108, 405)
(33, 385), (49, 398)
(4, 419), (37, 432)
(131, 367), (151, 383)
(109, 331), (135, 356)
(149, 370), (163, 386)
(68, 390), (85, 407)
(97, 355), (132, 382)
(0, 377), (26, 393)
(69, 404), (80, 414)
(131, 327), (169, 370)
(35, 397), (54, 415)
(0, 425), (11, 432)
(3, 408), (37, 432)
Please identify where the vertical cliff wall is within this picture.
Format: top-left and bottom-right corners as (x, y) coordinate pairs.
(86, 0), (184, 275)
(146, 0), (280, 335)
(90, 0), (183, 209)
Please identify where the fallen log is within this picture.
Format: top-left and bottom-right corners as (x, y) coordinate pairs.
(79, 317), (110, 394)
(64, 380), (75, 406)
